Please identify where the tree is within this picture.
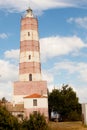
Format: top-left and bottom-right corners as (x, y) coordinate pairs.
(0, 106), (19, 130)
(48, 89), (61, 119)
(2, 97), (7, 103)
(60, 84), (81, 120)
(48, 84), (81, 121)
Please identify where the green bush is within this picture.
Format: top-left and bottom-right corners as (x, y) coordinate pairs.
(22, 112), (48, 130)
(67, 110), (81, 121)
(0, 106), (19, 130)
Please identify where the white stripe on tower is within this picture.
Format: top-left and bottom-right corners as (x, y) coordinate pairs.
(19, 8), (42, 81)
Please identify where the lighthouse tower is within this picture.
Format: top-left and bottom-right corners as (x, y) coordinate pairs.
(13, 8), (48, 120)
(19, 8), (41, 82)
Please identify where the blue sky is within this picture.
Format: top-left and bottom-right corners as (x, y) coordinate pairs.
(0, 0), (87, 103)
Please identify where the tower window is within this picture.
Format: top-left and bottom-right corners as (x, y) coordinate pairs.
(33, 99), (37, 106)
(29, 55), (31, 60)
(28, 32), (30, 36)
(29, 74), (32, 81)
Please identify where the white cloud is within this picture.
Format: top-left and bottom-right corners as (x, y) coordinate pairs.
(40, 35), (87, 62)
(54, 61), (87, 83)
(0, 59), (18, 100)
(0, 33), (8, 39)
(77, 87), (87, 103)
(0, 82), (13, 101)
(29, 0), (72, 10)
(67, 17), (87, 29)
(4, 49), (19, 60)
(42, 70), (54, 84)
(0, 0), (71, 12)
(0, 0), (87, 13)
(0, 59), (18, 82)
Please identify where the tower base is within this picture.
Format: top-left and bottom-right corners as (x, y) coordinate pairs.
(12, 81), (48, 120)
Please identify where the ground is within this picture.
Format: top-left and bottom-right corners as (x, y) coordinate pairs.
(48, 121), (87, 130)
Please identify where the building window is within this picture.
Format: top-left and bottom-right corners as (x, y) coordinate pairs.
(28, 32), (30, 36)
(17, 114), (23, 120)
(29, 74), (32, 81)
(29, 55), (31, 60)
(33, 99), (37, 106)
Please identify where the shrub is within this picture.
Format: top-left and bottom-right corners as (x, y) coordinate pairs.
(0, 106), (19, 130)
(22, 112), (48, 130)
(68, 110), (81, 121)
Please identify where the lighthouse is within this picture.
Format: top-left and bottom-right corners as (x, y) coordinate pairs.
(19, 8), (42, 82)
(13, 8), (48, 120)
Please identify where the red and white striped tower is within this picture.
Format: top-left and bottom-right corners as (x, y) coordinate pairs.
(13, 8), (48, 120)
(19, 8), (42, 82)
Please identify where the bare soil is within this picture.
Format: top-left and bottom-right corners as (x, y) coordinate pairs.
(48, 121), (87, 130)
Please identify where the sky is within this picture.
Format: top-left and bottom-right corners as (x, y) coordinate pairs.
(0, 0), (87, 103)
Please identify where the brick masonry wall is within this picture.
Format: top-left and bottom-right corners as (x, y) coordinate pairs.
(13, 81), (47, 95)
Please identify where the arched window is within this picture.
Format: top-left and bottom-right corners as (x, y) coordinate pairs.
(28, 32), (30, 36)
(29, 74), (32, 81)
(29, 55), (31, 60)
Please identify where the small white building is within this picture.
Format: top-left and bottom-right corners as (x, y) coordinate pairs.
(23, 93), (48, 120)
(82, 103), (87, 125)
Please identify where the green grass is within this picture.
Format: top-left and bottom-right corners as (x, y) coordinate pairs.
(48, 121), (87, 130)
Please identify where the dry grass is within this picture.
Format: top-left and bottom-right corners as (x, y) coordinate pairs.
(48, 121), (87, 130)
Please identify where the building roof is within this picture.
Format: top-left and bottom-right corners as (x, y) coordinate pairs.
(24, 93), (47, 98)
(6, 103), (24, 112)
(25, 7), (34, 18)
